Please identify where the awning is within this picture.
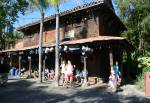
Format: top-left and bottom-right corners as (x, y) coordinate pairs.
(0, 36), (130, 53)
(61, 36), (125, 45)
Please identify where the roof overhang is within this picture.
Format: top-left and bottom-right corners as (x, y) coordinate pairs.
(0, 36), (133, 53)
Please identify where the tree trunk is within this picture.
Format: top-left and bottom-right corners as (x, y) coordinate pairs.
(55, 4), (60, 86)
(138, 31), (144, 54)
(39, 9), (44, 83)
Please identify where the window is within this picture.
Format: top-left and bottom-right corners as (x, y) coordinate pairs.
(64, 29), (75, 39)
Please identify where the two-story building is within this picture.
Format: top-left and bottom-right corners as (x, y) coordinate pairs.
(0, 0), (133, 83)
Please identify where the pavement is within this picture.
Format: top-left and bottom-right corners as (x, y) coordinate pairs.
(0, 77), (150, 103)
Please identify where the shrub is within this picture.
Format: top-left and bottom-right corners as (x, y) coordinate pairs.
(143, 67), (150, 72)
(135, 51), (150, 91)
(135, 73), (145, 91)
(135, 67), (150, 91)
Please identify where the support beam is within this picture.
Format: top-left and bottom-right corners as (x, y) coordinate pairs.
(82, 56), (89, 87)
(109, 48), (113, 71)
(43, 56), (46, 81)
(83, 56), (87, 83)
(9, 54), (12, 67)
(19, 56), (22, 76)
(28, 56), (31, 77)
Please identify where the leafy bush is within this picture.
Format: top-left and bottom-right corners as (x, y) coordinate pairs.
(135, 73), (145, 91)
(135, 53), (150, 91)
(143, 67), (150, 72)
(135, 67), (150, 91)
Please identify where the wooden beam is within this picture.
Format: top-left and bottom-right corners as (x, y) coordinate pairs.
(19, 56), (22, 76)
(84, 56), (88, 83)
(43, 56), (46, 81)
(28, 56), (31, 77)
(109, 48), (113, 70)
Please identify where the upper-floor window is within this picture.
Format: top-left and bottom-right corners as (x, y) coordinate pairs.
(64, 29), (75, 39)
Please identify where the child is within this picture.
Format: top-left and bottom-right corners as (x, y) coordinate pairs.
(108, 69), (117, 92)
(60, 61), (66, 83)
(49, 69), (55, 80)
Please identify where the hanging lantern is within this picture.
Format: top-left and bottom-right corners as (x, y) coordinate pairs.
(82, 52), (85, 55)
(63, 45), (68, 51)
(28, 56), (31, 60)
(45, 48), (50, 54)
(82, 46), (86, 52)
(49, 47), (54, 52)
(59, 46), (62, 50)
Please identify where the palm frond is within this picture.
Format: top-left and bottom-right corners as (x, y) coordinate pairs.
(47, 0), (67, 6)
(27, 0), (49, 11)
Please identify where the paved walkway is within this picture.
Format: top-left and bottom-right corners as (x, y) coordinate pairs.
(0, 78), (150, 103)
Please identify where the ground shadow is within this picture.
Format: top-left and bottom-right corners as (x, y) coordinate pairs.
(0, 79), (150, 103)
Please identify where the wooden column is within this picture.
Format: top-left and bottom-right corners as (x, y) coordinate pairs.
(83, 56), (88, 83)
(28, 56), (31, 77)
(43, 56), (46, 80)
(19, 56), (22, 76)
(119, 50), (123, 78)
(9, 54), (12, 67)
(109, 48), (113, 71)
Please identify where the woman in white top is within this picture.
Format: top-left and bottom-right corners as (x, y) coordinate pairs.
(64, 60), (74, 87)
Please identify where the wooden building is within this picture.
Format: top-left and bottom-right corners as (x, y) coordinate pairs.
(0, 0), (133, 83)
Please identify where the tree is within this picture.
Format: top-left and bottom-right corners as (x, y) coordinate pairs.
(0, 0), (28, 49)
(27, 0), (49, 83)
(115, 0), (150, 55)
(140, 15), (150, 51)
(47, 0), (67, 86)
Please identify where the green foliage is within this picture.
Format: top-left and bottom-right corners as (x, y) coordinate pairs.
(48, 0), (67, 6)
(135, 67), (150, 91)
(27, 0), (49, 12)
(135, 50), (150, 90)
(115, 0), (150, 52)
(0, 0), (28, 49)
(135, 73), (144, 91)
(138, 50), (150, 68)
(143, 67), (150, 72)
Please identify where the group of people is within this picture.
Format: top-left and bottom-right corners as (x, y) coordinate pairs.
(60, 60), (87, 87)
(44, 68), (55, 80)
(43, 60), (87, 87)
(108, 61), (121, 92)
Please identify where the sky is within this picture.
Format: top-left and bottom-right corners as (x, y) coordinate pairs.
(14, 0), (117, 28)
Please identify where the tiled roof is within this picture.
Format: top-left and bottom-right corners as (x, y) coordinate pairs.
(16, 0), (105, 31)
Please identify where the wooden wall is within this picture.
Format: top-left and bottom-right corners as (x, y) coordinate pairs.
(17, 5), (124, 48)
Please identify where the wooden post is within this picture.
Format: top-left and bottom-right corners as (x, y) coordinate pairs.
(43, 56), (46, 81)
(19, 56), (22, 76)
(9, 54), (12, 67)
(109, 48), (113, 71)
(84, 56), (87, 83)
(28, 56), (31, 77)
